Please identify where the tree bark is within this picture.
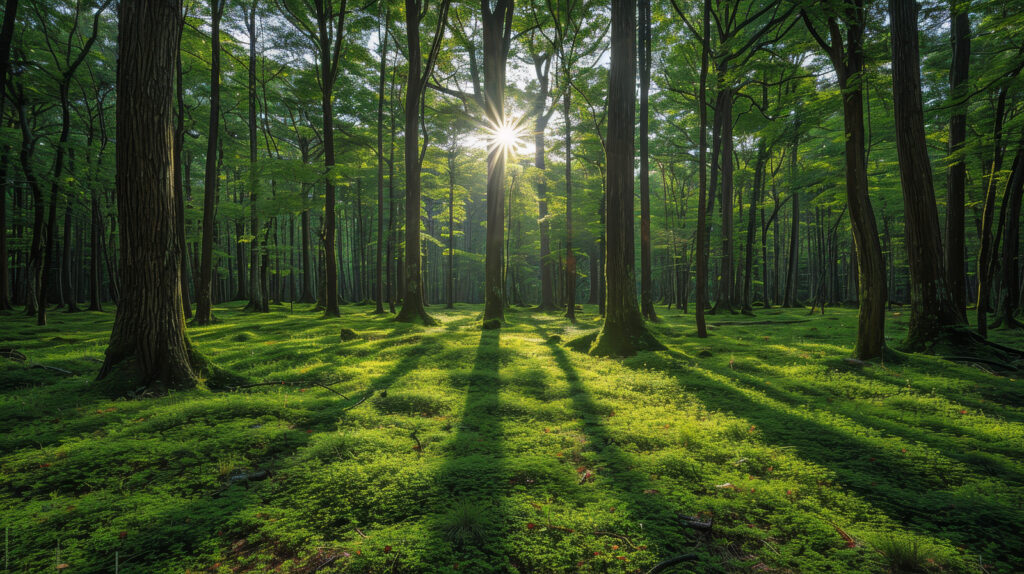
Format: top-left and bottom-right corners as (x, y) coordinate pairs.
(591, 0), (660, 357)
(481, 0), (514, 323)
(532, 53), (557, 311)
(695, 0), (710, 337)
(99, 0), (198, 392)
(195, 0), (225, 325)
(889, 0), (965, 349)
(375, 8), (389, 314)
(639, 0), (656, 322)
(945, 3), (969, 316)
(245, 2), (267, 312)
(564, 77), (576, 323)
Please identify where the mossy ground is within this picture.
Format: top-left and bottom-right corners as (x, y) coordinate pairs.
(1, 302), (1022, 573)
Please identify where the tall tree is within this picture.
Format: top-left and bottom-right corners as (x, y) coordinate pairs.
(374, 6), (389, 314)
(279, 0), (350, 317)
(695, 0), (710, 337)
(395, 0), (451, 324)
(0, 0), (18, 311)
(194, 0), (227, 325)
(481, 0), (514, 323)
(801, 0), (887, 359)
(99, 0), (199, 391)
(888, 0), (965, 349)
(945, 1), (970, 316)
(638, 0), (656, 321)
(245, 1), (269, 312)
(33, 0), (113, 325)
(590, 0), (660, 356)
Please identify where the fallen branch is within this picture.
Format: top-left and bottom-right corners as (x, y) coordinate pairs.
(31, 364), (74, 376)
(0, 348), (27, 362)
(678, 514), (713, 531)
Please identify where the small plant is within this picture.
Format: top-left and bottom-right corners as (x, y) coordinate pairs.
(439, 500), (488, 547)
(871, 534), (944, 573)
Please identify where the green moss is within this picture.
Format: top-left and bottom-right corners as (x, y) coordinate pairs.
(0, 302), (1020, 572)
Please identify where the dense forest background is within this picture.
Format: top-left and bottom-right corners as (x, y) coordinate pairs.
(2, 0), (1021, 349)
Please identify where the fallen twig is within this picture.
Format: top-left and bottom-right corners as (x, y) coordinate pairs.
(0, 348), (27, 362)
(31, 364), (74, 376)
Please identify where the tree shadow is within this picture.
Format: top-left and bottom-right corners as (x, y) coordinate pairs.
(540, 328), (706, 567)
(423, 328), (512, 571)
(641, 348), (1024, 570)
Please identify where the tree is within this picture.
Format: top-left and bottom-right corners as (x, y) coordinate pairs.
(395, 0), (451, 324)
(245, 1), (269, 312)
(695, 0), (710, 337)
(0, 0), (18, 311)
(481, 0), (514, 324)
(801, 0), (887, 359)
(279, 0), (350, 317)
(195, 0), (227, 325)
(374, 5), (389, 314)
(98, 0), (199, 391)
(888, 0), (966, 349)
(638, 0), (656, 321)
(589, 0), (660, 357)
(945, 1), (969, 317)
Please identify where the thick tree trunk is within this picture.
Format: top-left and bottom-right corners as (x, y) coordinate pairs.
(195, 0), (224, 325)
(99, 0), (198, 392)
(783, 128), (799, 307)
(591, 0), (660, 357)
(481, 0), (513, 323)
(889, 0), (965, 349)
(945, 5), (970, 316)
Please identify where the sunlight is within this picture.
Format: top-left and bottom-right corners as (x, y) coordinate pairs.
(483, 115), (527, 157)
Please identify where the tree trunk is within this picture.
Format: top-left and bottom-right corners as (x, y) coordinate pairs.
(638, 0), (656, 321)
(195, 0), (224, 325)
(481, 0), (513, 323)
(245, 2), (267, 312)
(889, 0), (965, 349)
(992, 146), (1024, 328)
(564, 80), (576, 323)
(695, 0), (710, 337)
(532, 53), (556, 311)
(591, 0), (660, 357)
(375, 9), (388, 314)
(945, 4), (969, 316)
(174, 18), (191, 318)
(100, 0), (199, 392)
(0, 146), (10, 310)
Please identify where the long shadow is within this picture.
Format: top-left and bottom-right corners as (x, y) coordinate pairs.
(646, 349), (1024, 570)
(0, 318), (440, 571)
(424, 328), (510, 571)
(541, 328), (704, 569)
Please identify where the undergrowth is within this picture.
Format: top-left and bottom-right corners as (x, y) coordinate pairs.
(0, 302), (1021, 572)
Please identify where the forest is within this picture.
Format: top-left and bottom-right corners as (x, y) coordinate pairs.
(0, 0), (1023, 571)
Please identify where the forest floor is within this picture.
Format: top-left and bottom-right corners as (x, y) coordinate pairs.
(1, 303), (1022, 573)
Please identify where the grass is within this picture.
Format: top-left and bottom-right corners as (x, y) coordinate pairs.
(0, 301), (1021, 573)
